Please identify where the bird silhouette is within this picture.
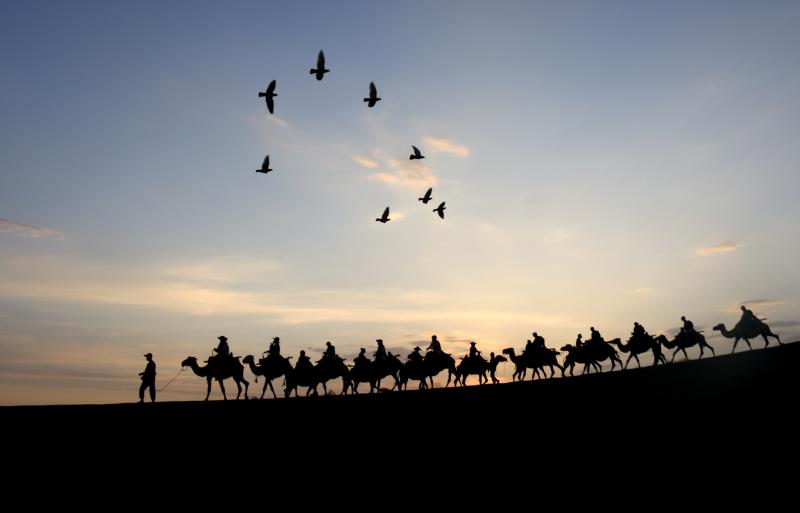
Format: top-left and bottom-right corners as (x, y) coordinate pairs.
(410, 145), (425, 160)
(419, 188), (433, 204)
(376, 207), (391, 223)
(255, 155), (272, 174)
(433, 202), (446, 219)
(310, 50), (329, 81)
(364, 82), (381, 107)
(258, 80), (277, 114)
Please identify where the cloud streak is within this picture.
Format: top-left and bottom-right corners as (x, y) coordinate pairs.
(353, 156), (380, 169)
(424, 137), (470, 157)
(694, 241), (739, 257)
(0, 218), (65, 240)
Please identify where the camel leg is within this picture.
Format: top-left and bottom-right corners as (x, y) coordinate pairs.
(624, 354), (632, 369)
(744, 338), (753, 351)
(681, 348), (689, 361)
(261, 379), (269, 399)
(219, 380), (227, 401)
(557, 364), (565, 378)
(268, 380), (277, 399)
(632, 354), (640, 368)
(671, 349), (678, 362)
(205, 377), (212, 401)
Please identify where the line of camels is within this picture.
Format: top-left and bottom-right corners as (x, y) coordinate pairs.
(178, 318), (782, 401)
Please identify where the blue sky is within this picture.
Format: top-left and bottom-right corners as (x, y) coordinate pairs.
(1, 1), (799, 404)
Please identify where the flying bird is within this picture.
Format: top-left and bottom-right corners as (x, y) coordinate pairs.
(364, 82), (381, 107)
(258, 80), (277, 114)
(410, 145), (425, 160)
(376, 207), (391, 223)
(310, 50), (329, 81)
(255, 155), (272, 174)
(433, 202), (446, 219)
(418, 188), (433, 204)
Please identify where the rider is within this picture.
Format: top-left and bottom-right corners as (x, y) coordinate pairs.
(323, 341), (337, 361)
(296, 350), (312, 371)
(532, 332), (546, 350)
(632, 322), (646, 339)
(427, 335), (442, 353)
(468, 341), (481, 359)
(739, 305), (758, 327)
(213, 335), (230, 359)
(680, 316), (695, 340)
(589, 327), (603, 345)
(354, 348), (370, 367)
(575, 333), (584, 349)
(374, 339), (387, 362)
(267, 336), (281, 358)
(408, 346), (423, 363)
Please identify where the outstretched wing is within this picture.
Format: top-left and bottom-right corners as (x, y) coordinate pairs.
(412, 145), (421, 157)
(262, 155), (270, 169)
(424, 187), (432, 199)
(369, 81), (377, 97)
(267, 79), (276, 95)
(382, 207), (390, 219)
(317, 50), (325, 68)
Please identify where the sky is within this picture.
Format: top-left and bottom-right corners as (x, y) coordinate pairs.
(1, 1), (799, 405)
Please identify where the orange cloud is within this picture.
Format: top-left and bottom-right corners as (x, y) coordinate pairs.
(423, 137), (470, 157)
(694, 241), (739, 257)
(353, 156), (380, 169)
(0, 218), (64, 240)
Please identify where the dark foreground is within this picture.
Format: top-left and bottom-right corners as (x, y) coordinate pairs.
(5, 342), (800, 483)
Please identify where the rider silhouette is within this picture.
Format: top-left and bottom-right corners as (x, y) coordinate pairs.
(267, 336), (281, 358)
(427, 335), (442, 353)
(408, 346), (423, 363)
(374, 339), (387, 362)
(739, 305), (758, 326)
(575, 333), (584, 349)
(354, 348), (369, 367)
(296, 350), (312, 371)
(632, 322), (646, 339)
(533, 332), (545, 349)
(589, 327), (603, 345)
(214, 335), (230, 359)
(468, 341), (481, 359)
(323, 341), (336, 361)
(524, 339), (534, 355)
(680, 316), (695, 340)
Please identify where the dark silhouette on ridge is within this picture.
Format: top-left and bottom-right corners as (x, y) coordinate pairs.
(242, 338), (292, 399)
(181, 355), (249, 400)
(376, 206), (391, 223)
(310, 50), (329, 81)
(655, 316), (716, 361)
(348, 349), (403, 393)
(609, 322), (667, 368)
(138, 353), (156, 403)
(503, 333), (564, 381)
(399, 337), (458, 389)
(284, 346), (351, 397)
(255, 155), (273, 174)
(409, 145), (425, 160)
(364, 81), (381, 107)
(560, 330), (623, 376)
(419, 187), (433, 204)
(433, 202), (446, 219)
(713, 305), (782, 353)
(258, 79), (277, 114)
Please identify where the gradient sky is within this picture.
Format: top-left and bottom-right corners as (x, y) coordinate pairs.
(1, 1), (799, 404)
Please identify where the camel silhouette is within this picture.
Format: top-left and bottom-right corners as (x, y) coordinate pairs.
(348, 353), (403, 393)
(560, 339), (623, 376)
(610, 334), (667, 368)
(713, 322), (781, 353)
(243, 354), (294, 399)
(502, 346), (564, 380)
(399, 351), (458, 389)
(454, 355), (490, 386)
(181, 356), (249, 400)
(655, 332), (715, 362)
(284, 357), (351, 397)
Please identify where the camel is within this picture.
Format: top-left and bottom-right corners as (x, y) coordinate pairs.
(560, 339), (622, 376)
(655, 331), (715, 362)
(454, 355), (490, 386)
(502, 347), (563, 381)
(181, 356), (249, 400)
(284, 357), (351, 397)
(348, 353), (403, 394)
(398, 359), (432, 390)
(713, 322), (781, 353)
(242, 354), (293, 399)
(610, 334), (666, 368)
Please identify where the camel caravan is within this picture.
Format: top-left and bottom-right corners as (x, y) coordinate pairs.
(179, 306), (783, 400)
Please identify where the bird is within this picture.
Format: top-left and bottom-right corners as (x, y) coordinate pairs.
(418, 188), (433, 204)
(376, 207), (391, 223)
(433, 202), (446, 219)
(255, 155), (272, 174)
(258, 80), (277, 114)
(410, 145), (425, 160)
(364, 82), (381, 107)
(310, 50), (329, 81)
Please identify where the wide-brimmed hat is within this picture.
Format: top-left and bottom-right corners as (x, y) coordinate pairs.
(144, 353), (153, 358)
(218, 335), (228, 341)
(414, 346), (421, 351)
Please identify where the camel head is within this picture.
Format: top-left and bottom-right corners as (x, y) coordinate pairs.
(560, 344), (574, 352)
(501, 348), (514, 356)
(608, 337), (621, 345)
(242, 355), (255, 365)
(181, 356), (197, 367)
(712, 324), (724, 331)
(495, 354), (507, 363)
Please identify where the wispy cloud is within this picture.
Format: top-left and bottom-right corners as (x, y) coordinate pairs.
(386, 158), (436, 189)
(0, 218), (65, 241)
(367, 172), (399, 184)
(353, 156), (380, 169)
(694, 240), (739, 257)
(423, 137), (470, 157)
